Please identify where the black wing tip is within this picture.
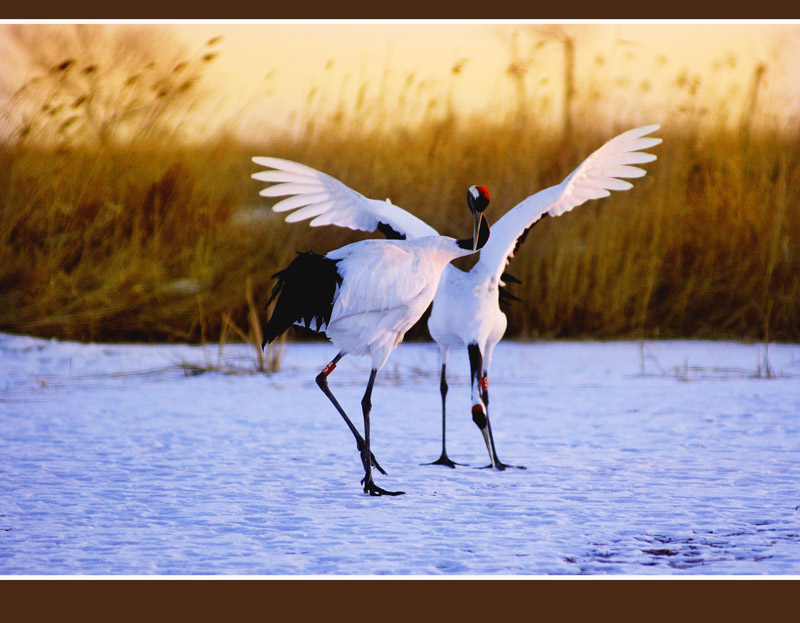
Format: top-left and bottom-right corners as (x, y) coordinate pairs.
(263, 251), (342, 343)
(499, 271), (522, 307)
(499, 286), (521, 306)
(501, 271), (522, 284)
(507, 213), (549, 263)
(377, 221), (406, 240)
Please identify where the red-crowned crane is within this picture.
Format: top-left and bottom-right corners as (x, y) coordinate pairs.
(254, 124), (661, 473)
(261, 186), (490, 496)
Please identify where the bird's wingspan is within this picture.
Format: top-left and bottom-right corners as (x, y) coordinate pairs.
(476, 124), (662, 280)
(252, 157), (439, 239)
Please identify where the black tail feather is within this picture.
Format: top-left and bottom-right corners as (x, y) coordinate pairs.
(498, 286), (521, 306)
(500, 271), (522, 284)
(263, 252), (342, 347)
(499, 271), (522, 306)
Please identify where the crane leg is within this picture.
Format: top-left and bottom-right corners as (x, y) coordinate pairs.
(315, 352), (387, 477)
(360, 368), (404, 496)
(468, 344), (525, 470)
(479, 375), (525, 470)
(424, 362), (467, 467)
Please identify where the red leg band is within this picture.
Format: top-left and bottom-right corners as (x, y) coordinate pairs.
(321, 362), (337, 376)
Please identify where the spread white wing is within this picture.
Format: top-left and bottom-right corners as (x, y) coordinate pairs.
(252, 157), (439, 239)
(476, 124), (662, 280)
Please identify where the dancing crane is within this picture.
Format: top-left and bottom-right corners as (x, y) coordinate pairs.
(254, 124), (661, 471)
(261, 185), (490, 495)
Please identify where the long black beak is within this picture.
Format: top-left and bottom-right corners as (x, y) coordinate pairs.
(472, 212), (484, 252)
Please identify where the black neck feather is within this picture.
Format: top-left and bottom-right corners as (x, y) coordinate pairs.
(457, 217), (491, 251)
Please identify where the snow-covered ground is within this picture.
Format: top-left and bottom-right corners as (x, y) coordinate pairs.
(1, 332), (799, 576)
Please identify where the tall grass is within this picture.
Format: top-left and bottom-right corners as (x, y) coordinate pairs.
(1, 35), (798, 345)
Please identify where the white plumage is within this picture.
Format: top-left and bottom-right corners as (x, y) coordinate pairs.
(475, 125), (662, 281)
(260, 182), (490, 496)
(253, 156), (437, 237)
(326, 237), (475, 370)
(255, 124), (661, 471)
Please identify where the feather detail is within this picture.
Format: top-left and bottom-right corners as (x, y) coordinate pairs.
(476, 124), (661, 279)
(252, 157), (438, 239)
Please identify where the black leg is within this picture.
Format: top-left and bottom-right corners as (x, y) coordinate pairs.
(424, 362), (467, 468)
(479, 373), (526, 471)
(361, 368), (404, 496)
(315, 352), (386, 476)
(468, 344), (498, 468)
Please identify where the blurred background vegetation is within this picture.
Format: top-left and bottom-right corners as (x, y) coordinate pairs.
(0, 23), (798, 346)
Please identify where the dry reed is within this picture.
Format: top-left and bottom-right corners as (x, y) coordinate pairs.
(1, 32), (798, 347)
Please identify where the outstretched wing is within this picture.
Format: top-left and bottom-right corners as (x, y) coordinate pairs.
(476, 124), (662, 280)
(251, 157), (439, 239)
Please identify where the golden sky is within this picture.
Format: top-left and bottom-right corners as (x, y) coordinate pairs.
(3, 22), (799, 137)
(165, 22), (800, 135)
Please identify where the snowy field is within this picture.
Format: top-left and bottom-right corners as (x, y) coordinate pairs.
(1, 332), (799, 576)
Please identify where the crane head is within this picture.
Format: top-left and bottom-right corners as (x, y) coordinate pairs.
(467, 185), (490, 213)
(467, 185), (490, 251)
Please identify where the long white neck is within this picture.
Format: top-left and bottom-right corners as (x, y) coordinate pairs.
(409, 235), (480, 264)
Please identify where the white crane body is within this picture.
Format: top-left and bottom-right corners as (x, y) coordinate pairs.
(260, 184), (490, 495)
(254, 124), (661, 474)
